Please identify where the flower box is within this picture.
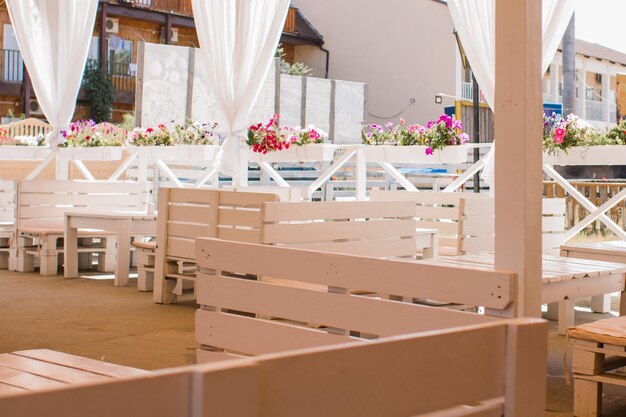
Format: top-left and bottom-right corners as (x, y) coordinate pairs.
(0, 146), (52, 160)
(131, 145), (219, 161)
(247, 144), (336, 163)
(362, 144), (470, 164)
(543, 145), (626, 166)
(57, 147), (124, 161)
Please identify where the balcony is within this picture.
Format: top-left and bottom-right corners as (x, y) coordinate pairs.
(1, 49), (23, 83)
(104, 0), (193, 17)
(103, 1), (298, 34)
(460, 81), (486, 102)
(85, 59), (136, 96)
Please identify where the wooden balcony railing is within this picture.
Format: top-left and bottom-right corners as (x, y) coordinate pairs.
(108, 1), (298, 33)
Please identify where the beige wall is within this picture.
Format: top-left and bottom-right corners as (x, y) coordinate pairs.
(292, 0), (457, 125)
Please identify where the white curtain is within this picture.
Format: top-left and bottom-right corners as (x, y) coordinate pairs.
(6, 0), (99, 146)
(448, 0), (575, 185)
(192, 0), (290, 183)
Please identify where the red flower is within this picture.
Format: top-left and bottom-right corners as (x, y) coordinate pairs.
(146, 128), (154, 133)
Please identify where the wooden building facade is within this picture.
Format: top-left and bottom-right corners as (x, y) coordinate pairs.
(0, 0), (323, 124)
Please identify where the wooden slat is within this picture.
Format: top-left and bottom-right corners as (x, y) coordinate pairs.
(462, 236), (495, 253)
(263, 201), (415, 222)
(166, 237), (195, 259)
(168, 188), (219, 205)
(414, 205), (459, 220)
(219, 191), (280, 206)
(196, 310), (351, 356)
(0, 366), (65, 390)
(0, 354), (108, 384)
(217, 228), (262, 244)
(11, 350), (149, 378)
(218, 208), (262, 228)
(286, 237), (416, 258)
(168, 204), (211, 224)
(255, 321), (509, 417)
(197, 273), (495, 337)
(196, 239), (515, 310)
(19, 180), (143, 194)
(0, 382), (26, 396)
(167, 222), (210, 240)
(262, 219), (415, 244)
(0, 369), (192, 417)
(462, 199), (495, 216)
(20, 193), (143, 206)
(543, 198), (566, 215)
(542, 216), (565, 232)
(462, 217), (495, 236)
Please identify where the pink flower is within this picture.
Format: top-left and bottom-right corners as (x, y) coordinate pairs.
(399, 118), (406, 125)
(554, 127), (565, 144)
(425, 147), (434, 155)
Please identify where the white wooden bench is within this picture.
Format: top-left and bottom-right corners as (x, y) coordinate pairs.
(153, 189), (417, 304)
(568, 315), (626, 417)
(0, 318), (546, 417)
(5, 118), (52, 140)
(195, 238), (518, 362)
(15, 180), (150, 275)
(370, 190), (566, 255)
(0, 180), (16, 269)
(561, 241), (626, 315)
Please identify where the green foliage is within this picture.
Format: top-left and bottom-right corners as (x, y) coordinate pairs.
(83, 62), (115, 123)
(120, 113), (136, 131)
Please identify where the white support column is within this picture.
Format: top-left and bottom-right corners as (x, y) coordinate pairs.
(495, 0), (543, 320)
(578, 61), (587, 119)
(550, 61), (560, 103)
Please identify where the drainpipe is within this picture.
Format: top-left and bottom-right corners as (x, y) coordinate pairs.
(319, 45), (329, 78)
(23, 65), (31, 118)
(562, 13), (576, 116)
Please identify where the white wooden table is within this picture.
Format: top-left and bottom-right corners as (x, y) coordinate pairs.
(415, 228), (438, 258)
(419, 253), (626, 333)
(64, 211), (157, 286)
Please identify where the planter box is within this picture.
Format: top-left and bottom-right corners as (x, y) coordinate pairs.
(57, 147), (124, 161)
(362, 144), (470, 164)
(543, 146), (626, 166)
(247, 144), (336, 163)
(131, 145), (219, 162)
(0, 146), (51, 160)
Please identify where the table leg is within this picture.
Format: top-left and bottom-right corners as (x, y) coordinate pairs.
(64, 216), (78, 279)
(115, 219), (131, 286)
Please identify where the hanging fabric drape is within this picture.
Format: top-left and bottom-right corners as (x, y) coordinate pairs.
(192, 0), (290, 184)
(448, 0), (575, 186)
(6, 0), (99, 147)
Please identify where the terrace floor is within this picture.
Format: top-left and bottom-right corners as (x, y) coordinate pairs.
(0, 269), (625, 416)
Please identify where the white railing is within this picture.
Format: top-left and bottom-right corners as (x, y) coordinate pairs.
(585, 100), (605, 122)
(460, 82), (486, 102)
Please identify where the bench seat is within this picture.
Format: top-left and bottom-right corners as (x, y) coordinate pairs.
(0, 349), (147, 396)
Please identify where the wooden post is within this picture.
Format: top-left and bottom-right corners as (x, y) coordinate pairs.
(22, 65), (31, 118)
(100, 3), (108, 76)
(165, 14), (173, 44)
(494, 0), (543, 318)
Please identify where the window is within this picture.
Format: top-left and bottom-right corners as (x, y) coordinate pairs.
(107, 36), (133, 75)
(2, 24), (23, 82)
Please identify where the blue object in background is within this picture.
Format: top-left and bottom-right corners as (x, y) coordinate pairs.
(543, 102), (563, 118)
(444, 106), (456, 117)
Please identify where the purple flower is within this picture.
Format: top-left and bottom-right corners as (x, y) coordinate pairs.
(385, 122), (394, 129)
(459, 133), (469, 144)
(425, 147), (434, 155)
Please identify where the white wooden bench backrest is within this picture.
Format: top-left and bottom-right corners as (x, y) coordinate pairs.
(16, 180), (150, 229)
(369, 190), (492, 255)
(195, 238), (517, 359)
(370, 190), (566, 255)
(260, 200), (417, 258)
(0, 180), (15, 225)
(157, 188), (281, 262)
(0, 318), (547, 417)
(6, 118), (52, 139)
